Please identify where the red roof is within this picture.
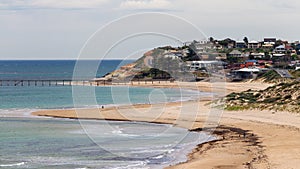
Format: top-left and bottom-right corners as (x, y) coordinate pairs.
(285, 45), (293, 50)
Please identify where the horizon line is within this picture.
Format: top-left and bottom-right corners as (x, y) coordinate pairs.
(0, 58), (137, 61)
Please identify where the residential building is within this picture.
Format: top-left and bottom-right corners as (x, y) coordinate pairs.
(189, 61), (223, 71)
(250, 53), (265, 59)
(296, 44), (300, 54)
(262, 43), (274, 49)
(163, 53), (179, 60)
(236, 41), (246, 48)
(248, 41), (261, 49)
(216, 53), (227, 60)
(285, 45), (294, 53)
(274, 45), (286, 54)
(264, 38), (276, 45)
(228, 50), (242, 57)
(191, 41), (212, 54)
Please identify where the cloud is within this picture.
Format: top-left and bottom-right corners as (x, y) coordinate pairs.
(120, 0), (171, 10)
(0, 0), (109, 10)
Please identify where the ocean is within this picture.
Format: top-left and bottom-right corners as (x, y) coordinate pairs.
(0, 60), (212, 169)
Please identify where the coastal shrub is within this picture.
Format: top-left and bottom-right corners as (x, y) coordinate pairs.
(289, 70), (300, 78)
(258, 70), (281, 82)
(262, 97), (281, 104)
(225, 81), (300, 113)
(227, 92), (237, 98)
(226, 105), (246, 111)
(254, 93), (261, 98)
(284, 95), (292, 99)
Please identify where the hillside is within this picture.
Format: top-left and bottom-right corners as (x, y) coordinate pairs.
(255, 70), (295, 84)
(290, 70), (300, 79)
(225, 81), (300, 113)
(104, 47), (196, 81)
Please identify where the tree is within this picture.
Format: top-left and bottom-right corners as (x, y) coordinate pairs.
(275, 40), (283, 48)
(209, 37), (214, 43)
(243, 37), (249, 45)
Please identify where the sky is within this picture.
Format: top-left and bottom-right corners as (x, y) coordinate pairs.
(0, 0), (299, 60)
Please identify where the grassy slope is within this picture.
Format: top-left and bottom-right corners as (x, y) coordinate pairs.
(225, 81), (300, 113)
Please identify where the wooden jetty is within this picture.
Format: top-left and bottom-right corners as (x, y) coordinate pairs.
(0, 79), (112, 87)
(0, 78), (174, 87)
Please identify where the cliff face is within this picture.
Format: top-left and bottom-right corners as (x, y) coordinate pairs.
(225, 81), (300, 113)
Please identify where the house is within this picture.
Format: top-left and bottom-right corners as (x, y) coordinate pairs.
(296, 63), (300, 70)
(213, 43), (223, 50)
(250, 53), (265, 59)
(163, 53), (179, 60)
(262, 43), (274, 49)
(272, 53), (285, 57)
(189, 61), (222, 71)
(296, 44), (300, 54)
(217, 38), (236, 49)
(231, 67), (260, 80)
(274, 45), (286, 54)
(248, 41), (261, 49)
(264, 38), (276, 45)
(191, 41), (212, 54)
(172, 52), (184, 58)
(183, 41), (193, 46)
(257, 60), (273, 68)
(216, 53), (227, 60)
(285, 45), (294, 53)
(236, 41), (246, 48)
(228, 42), (235, 49)
(237, 67), (260, 73)
(228, 50), (242, 57)
(245, 60), (258, 67)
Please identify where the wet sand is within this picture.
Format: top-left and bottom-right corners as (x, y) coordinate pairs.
(32, 81), (300, 169)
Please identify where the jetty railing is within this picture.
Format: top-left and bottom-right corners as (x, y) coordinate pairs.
(0, 79), (175, 87)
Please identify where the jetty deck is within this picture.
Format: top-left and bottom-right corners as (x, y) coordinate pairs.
(0, 79), (174, 87)
(0, 79), (110, 87)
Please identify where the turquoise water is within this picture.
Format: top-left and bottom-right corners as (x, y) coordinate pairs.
(0, 60), (211, 168)
(0, 60), (203, 109)
(0, 86), (201, 109)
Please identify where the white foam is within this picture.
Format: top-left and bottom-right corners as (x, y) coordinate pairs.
(0, 162), (26, 167)
(151, 154), (165, 159)
(0, 108), (41, 118)
(113, 161), (148, 169)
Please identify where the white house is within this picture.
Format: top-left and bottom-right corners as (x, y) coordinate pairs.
(250, 53), (265, 59)
(248, 41), (261, 49)
(163, 53), (178, 60)
(237, 68), (260, 73)
(263, 38), (276, 45)
(189, 61), (222, 71)
(274, 45), (286, 54)
(296, 63), (300, 70)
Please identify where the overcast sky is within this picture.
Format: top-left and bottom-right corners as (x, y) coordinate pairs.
(0, 0), (299, 60)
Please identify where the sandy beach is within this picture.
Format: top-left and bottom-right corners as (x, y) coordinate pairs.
(32, 81), (300, 169)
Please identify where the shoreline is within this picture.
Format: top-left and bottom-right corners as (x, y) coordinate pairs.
(31, 81), (300, 169)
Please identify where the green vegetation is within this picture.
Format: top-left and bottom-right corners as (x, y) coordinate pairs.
(133, 68), (171, 80)
(225, 81), (300, 113)
(257, 70), (281, 82)
(226, 105), (248, 111)
(290, 70), (300, 78)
